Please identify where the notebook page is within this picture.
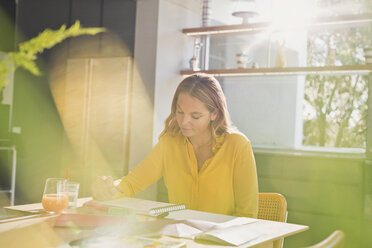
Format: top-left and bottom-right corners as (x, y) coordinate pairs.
(85, 197), (184, 216)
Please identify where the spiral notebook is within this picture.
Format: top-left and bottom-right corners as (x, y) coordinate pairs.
(84, 197), (186, 217)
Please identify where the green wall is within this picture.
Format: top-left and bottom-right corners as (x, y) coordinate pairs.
(254, 151), (366, 247)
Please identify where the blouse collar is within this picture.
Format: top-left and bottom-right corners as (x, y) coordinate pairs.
(182, 132), (226, 153)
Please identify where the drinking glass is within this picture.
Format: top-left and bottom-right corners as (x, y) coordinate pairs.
(41, 178), (69, 213)
(64, 181), (80, 209)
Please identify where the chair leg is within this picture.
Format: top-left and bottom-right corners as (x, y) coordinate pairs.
(273, 238), (284, 248)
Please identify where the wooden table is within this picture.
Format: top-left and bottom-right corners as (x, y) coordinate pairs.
(0, 198), (308, 248)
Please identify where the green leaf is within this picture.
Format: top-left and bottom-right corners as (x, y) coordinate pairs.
(0, 20), (105, 92)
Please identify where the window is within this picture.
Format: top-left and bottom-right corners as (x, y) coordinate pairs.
(302, 11), (371, 149)
(207, 2), (372, 151)
(188, 0), (372, 151)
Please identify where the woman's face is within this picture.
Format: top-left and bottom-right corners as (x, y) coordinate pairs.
(176, 93), (217, 139)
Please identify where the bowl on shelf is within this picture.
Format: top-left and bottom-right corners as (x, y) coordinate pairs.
(232, 11), (259, 24)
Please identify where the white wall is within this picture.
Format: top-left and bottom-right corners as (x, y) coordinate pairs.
(130, 0), (201, 200)
(129, 0), (160, 200)
(152, 0), (201, 143)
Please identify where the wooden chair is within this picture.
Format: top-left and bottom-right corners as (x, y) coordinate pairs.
(305, 230), (345, 248)
(258, 193), (288, 248)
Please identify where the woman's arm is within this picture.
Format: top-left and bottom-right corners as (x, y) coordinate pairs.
(233, 139), (259, 218)
(115, 139), (165, 197)
(92, 139), (165, 200)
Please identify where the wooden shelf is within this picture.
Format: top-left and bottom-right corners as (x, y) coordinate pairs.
(182, 14), (372, 36)
(180, 65), (372, 77)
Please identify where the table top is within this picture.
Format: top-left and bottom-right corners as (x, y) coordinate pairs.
(1, 198), (308, 248)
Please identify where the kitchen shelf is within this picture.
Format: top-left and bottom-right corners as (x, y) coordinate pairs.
(182, 14), (372, 36)
(180, 65), (372, 77)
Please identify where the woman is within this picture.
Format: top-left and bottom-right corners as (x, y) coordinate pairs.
(92, 73), (258, 218)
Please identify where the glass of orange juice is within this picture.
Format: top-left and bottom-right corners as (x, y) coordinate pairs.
(42, 178), (69, 213)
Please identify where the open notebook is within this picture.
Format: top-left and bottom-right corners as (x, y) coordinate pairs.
(193, 224), (262, 246)
(159, 217), (261, 246)
(84, 197), (186, 217)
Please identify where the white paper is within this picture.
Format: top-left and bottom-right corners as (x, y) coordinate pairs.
(184, 217), (257, 232)
(160, 223), (201, 238)
(159, 217), (258, 240)
(194, 225), (262, 246)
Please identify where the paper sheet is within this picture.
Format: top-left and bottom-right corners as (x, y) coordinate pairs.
(160, 217), (258, 239)
(194, 224), (262, 246)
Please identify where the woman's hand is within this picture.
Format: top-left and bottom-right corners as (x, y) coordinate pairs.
(92, 176), (121, 200)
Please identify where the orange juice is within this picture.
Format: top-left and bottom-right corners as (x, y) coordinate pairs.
(42, 194), (69, 212)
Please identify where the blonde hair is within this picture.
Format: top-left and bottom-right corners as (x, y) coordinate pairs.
(160, 73), (234, 139)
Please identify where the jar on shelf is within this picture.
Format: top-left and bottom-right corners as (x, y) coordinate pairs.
(364, 47), (372, 65)
(327, 46), (336, 66)
(236, 53), (251, 68)
(189, 38), (202, 71)
(189, 56), (200, 71)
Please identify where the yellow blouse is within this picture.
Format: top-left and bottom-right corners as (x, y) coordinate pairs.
(116, 132), (258, 218)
